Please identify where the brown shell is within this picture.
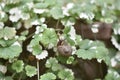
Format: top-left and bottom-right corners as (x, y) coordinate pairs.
(57, 45), (72, 56)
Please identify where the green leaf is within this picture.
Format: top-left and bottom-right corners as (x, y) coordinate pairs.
(66, 37), (75, 46)
(1, 76), (13, 80)
(32, 45), (42, 55)
(79, 39), (93, 49)
(50, 7), (64, 19)
(75, 35), (82, 45)
(105, 69), (120, 80)
(76, 44), (110, 64)
(40, 28), (58, 48)
(12, 60), (24, 73)
(34, 3), (48, 9)
(45, 0), (57, 6)
(45, 57), (58, 68)
(30, 35), (41, 47)
(0, 39), (7, 47)
(76, 49), (94, 59)
(57, 55), (68, 64)
(0, 39), (16, 47)
(58, 69), (74, 80)
(45, 57), (61, 71)
(25, 65), (37, 77)
(63, 26), (71, 34)
(67, 56), (74, 64)
(0, 27), (16, 40)
(0, 45), (22, 59)
(40, 72), (56, 80)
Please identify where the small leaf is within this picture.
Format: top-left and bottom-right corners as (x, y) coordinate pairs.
(67, 56), (74, 64)
(25, 65), (37, 77)
(12, 60), (24, 73)
(30, 35), (41, 47)
(50, 7), (64, 19)
(0, 27), (16, 40)
(36, 50), (48, 60)
(40, 72), (56, 80)
(45, 57), (58, 68)
(105, 69), (120, 80)
(45, 0), (56, 6)
(32, 45), (42, 55)
(45, 57), (62, 71)
(58, 69), (74, 80)
(63, 26), (71, 34)
(34, 3), (48, 9)
(2, 76), (13, 80)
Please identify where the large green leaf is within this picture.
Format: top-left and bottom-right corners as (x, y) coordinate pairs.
(40, 72), (56, 80)
(76, 45), (110, 64)
(76, 49), (95, 59)
(40, 28), (58, 48)
(0, 45), (22, 59)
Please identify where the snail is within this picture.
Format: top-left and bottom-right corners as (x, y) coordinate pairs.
(57, 40), (72, 57)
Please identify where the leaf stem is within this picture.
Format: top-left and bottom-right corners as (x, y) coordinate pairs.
(18, 72), (23, 80)
(37, 60), (40, 80)
(55, 20), (60, 29)
(11, 72), (16, 78)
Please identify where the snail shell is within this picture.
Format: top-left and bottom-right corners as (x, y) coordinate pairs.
(57, 44), (72, 56)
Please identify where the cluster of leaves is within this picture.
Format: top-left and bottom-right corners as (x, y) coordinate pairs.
(0, 0), (120, 80)
(40, 57), (74, 80)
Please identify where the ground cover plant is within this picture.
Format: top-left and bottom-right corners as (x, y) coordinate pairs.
(0, 0), (120, 80)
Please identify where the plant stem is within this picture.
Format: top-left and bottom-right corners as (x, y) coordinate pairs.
(55, 20), (59, 29)
(18, 72), (23, 80)
(37, 60), (40, 80)
(11, 72), (16, 78)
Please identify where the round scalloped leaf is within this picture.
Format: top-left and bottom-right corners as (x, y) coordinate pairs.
(12, 60), (24, 73)
(45, 57), (58, 68)
(79, 39), (105, 50)
(4, 27), (16, 39)
(76, 49), (95, 60)
(76, 46), (110, 64)
(32, 45), (42, 55)
(1, 76), (13, 80)
(45, 0), (57, 6)
(40, 28), (58, 48)
(50, 7), (64, 19)
(105, 69), (120, 80)
(67, 56), (74, 64)
(0, 27), (16, 40)
(45, 57), (62, 71)
(0, 29), (4, 39)
(40, 72), (56, 80)
(30, 35), (41, 47)
(0, 39), (16, 47)
(25, 65), (37, 77)
(0, 45), (22, 59)
(58, 69), (74, 80)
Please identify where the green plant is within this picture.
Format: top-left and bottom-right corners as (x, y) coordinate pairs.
(0, 0), (120, 80)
